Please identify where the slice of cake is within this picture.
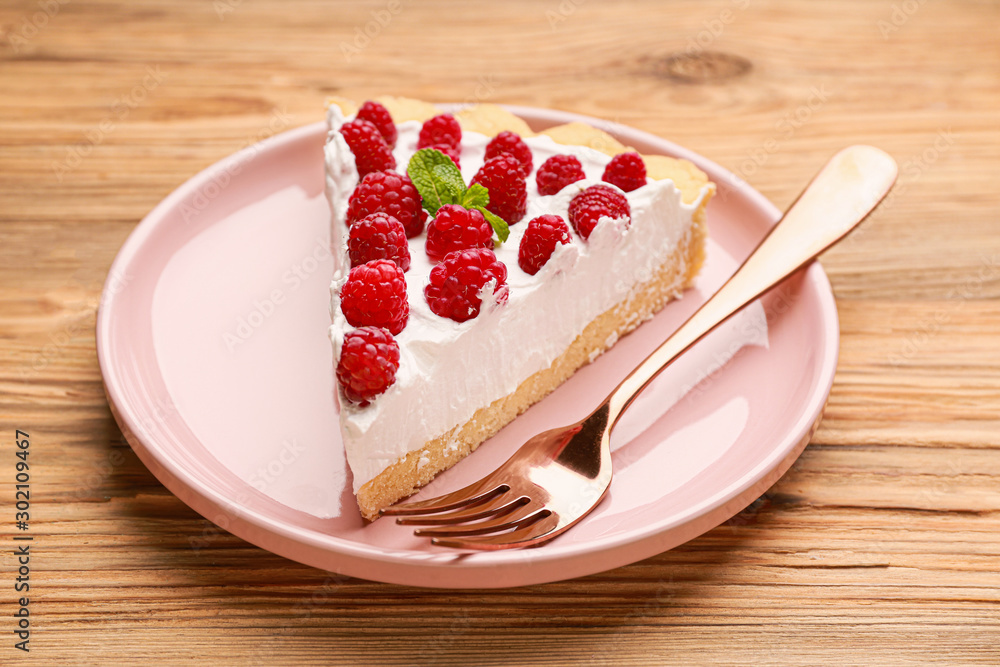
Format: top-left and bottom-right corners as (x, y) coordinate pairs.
(324, 97), (714, 520)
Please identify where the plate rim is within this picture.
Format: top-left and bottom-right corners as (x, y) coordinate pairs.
(97, 106), (840, 588)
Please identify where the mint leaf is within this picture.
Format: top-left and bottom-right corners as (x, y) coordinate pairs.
(462, 183), (490, 209)
(432, 163), (465, 205)
(407, 148), (461, 214)
(472, 205), (510, 243)
(407, 149), (509, 244)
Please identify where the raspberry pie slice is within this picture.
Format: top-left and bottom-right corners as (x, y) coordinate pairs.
(325, 97), (714, 520)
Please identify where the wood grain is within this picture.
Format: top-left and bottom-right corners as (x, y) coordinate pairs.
(2, 0), (999, 663)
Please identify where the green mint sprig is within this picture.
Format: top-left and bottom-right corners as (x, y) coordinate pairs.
(407, 148), (510, 243)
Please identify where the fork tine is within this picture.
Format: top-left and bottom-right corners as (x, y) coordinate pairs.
(379, 480), (510, 517)
(413, 504), (546, 538)
(395, 494), (529, 526)
(430, 512), (561, 551)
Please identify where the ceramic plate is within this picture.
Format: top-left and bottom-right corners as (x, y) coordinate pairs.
(97, 106), (838, 588)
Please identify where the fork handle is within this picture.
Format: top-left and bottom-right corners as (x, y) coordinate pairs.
(606, 145), (898, 428)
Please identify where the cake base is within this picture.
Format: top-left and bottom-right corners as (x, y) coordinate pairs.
(355, 200), (709, 520)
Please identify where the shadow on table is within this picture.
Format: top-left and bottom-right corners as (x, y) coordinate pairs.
(102, 409), (785, 665)
(172, 512), (775, 665)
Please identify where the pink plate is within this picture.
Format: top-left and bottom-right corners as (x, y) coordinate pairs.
(97, 106), (839, 588)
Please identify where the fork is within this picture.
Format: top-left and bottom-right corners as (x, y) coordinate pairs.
(381, 145), (898, 550)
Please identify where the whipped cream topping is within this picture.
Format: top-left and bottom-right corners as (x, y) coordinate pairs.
(325, 108), (712, 491)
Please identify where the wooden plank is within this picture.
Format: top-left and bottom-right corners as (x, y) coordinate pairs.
(2, 0), (999, 662)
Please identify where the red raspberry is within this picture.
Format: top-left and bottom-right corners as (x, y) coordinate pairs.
(425, 204), (493, 262)
(339, 259), (409, 335)
(602, 152), (647, 192)
(568, 184), (631, 240)
(518, 215), (572, 275)
(417, 113), (462, 149)
(424, 248), (508, 323)
(340, 119), (396, 178)
(536, 154), (586, 196)
(336, 326), (400, 405)
(348, 212), (411, 272)
(471, 155), (527, 224)
(347, 171), (428, 238)
(355, 100), (397, 149)
(485, 131), (532, 177)
(427, 143), (461, 170)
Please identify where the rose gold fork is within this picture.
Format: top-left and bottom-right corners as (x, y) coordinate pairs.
(381, 145), (898, 550)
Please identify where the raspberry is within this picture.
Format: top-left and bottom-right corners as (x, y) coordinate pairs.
(347, 171), (428, 238)
(518, 215), (572, 275)
(348, 212), (411, 272)
(602, 152), (647, 192)
(339, 259), (409, 335)
(485, 131), (532, 177)
(471, 155), (527, 224)
(427, 143), (461, 170)
(340, 119), (396, 177)
(568, 184), (631, 240)
(355, 100), (397, 149)
(424, 248), (508, 323)
(536, 154), (586, 196)
(417, 113), (462, 149)
(336, 326), (400, 405)
(425, 205), (493, 262)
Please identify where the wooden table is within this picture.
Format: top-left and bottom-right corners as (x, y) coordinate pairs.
(2, 0), (998, 663)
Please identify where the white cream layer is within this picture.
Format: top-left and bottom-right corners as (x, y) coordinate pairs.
(325, 108), (711, 492)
